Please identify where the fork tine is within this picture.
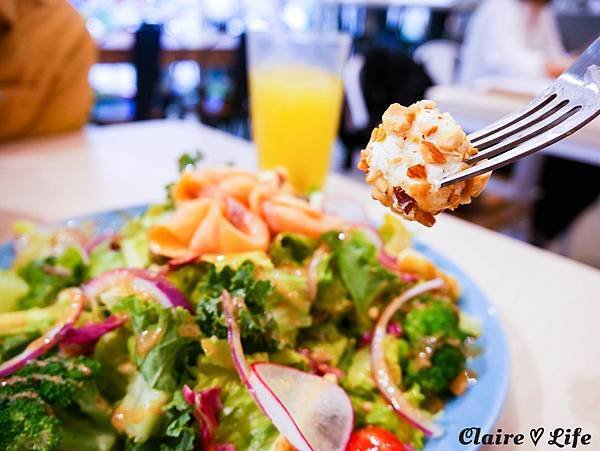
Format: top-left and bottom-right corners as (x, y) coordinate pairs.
(440, 107), (600, 188)
(466, 103), (580, 164)
(468, 92), (557, 144)
(473, 96), (570, 151)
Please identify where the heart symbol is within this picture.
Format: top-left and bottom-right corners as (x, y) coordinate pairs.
(530, 427), (544, 446)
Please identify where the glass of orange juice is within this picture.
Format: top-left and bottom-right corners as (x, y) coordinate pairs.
(247, 31), (351, 193)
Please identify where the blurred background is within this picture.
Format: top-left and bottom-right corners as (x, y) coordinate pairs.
(1, 0), (599, 266)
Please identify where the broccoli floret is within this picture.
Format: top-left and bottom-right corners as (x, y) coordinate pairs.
(0, 356), (100, 406)
(403, 297), (464, 343)
(404, 344), (465, 396)
(0, 355), (111, 451)
(194, 261), (277, 353)
(0, 396), (60, 451)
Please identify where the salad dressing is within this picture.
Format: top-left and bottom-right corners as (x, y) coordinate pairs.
(136, 326), (164, 358)
(111, 399), (164, 432)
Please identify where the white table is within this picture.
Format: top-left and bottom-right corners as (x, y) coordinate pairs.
(428, 84), (600, 167)
(1, 120), (599, 447)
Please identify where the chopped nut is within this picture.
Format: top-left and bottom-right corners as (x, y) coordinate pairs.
(357, 156), (369, 171)
(382, 103), (413, 134)
(414, 210), (436, 227)
(450, 371), (469, 396)
(272, 435), (296, 451)
(421, 141), (447, 164)
(407, 164), (427, 179)
(368, 306), (380, 319)
(375, 125), (387, 142)
(365, 168), (381, 183)
(425, 125), (438, 137)
(369, 127), (378, 142)
(374, 176), (388, 193)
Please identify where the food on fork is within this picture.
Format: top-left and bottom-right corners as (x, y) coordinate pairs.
(358, 100), (490, 226)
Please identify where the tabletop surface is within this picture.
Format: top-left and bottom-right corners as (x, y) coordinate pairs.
(1, 120), (599, 446)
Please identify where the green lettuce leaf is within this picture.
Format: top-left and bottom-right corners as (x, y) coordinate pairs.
(260, 267), (312, 347)
(317, 231), (396, 330)
(17, 246), (87, 309)
(359, 397), (425, 449)
(114, 296), (202, 392)
(311, 250), (353, 320)
(269, 233), (316, 265)
(0, 270), (29, 313)
(88, 241), (126, 277)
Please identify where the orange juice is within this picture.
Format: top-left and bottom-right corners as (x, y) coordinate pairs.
(250, 65), (344, 193)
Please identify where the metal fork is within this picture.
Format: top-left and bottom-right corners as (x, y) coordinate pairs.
(440, 36), (600, 188)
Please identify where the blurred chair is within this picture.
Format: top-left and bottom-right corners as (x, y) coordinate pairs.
(340, 46), (432, 168)
(452, 156), (543, 240)
(413, 39), (460, 85)
(549, 197), (600, 269)
(197, 34), (247, 137)
(133, 23), (162, 121)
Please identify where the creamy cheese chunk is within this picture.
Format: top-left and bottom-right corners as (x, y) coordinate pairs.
(358, 100), (490, 226)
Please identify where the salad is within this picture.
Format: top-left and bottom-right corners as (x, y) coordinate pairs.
(0, 159), (481, 451)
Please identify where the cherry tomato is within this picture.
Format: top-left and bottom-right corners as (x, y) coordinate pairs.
(346, 426), (408, 451)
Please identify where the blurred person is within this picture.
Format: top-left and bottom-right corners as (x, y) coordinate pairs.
(0, 0), (96, 140)
(460, 0), (572, 85)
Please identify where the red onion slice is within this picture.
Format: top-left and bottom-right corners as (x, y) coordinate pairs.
(84, 268), (192, 311)
(59, 315), (126, 356)
(371, 279), (445, 438)
(182, 385), (230, 450)
(0, 288), (84, 377)
(221, 291), (354, 451)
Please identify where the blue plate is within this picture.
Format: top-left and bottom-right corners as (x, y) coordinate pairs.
(0, 206), (509, 450)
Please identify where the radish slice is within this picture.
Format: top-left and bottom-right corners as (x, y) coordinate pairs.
(251, 362), (354, 451)
(0, 288), (84, 377)
(371, 279), (445, 438)
(84, 268), (192, 311)
(323, 195), (369, 224)
(221, 291), (354, 451)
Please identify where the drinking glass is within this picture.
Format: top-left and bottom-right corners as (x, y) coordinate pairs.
(247, 31), (351, 193)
